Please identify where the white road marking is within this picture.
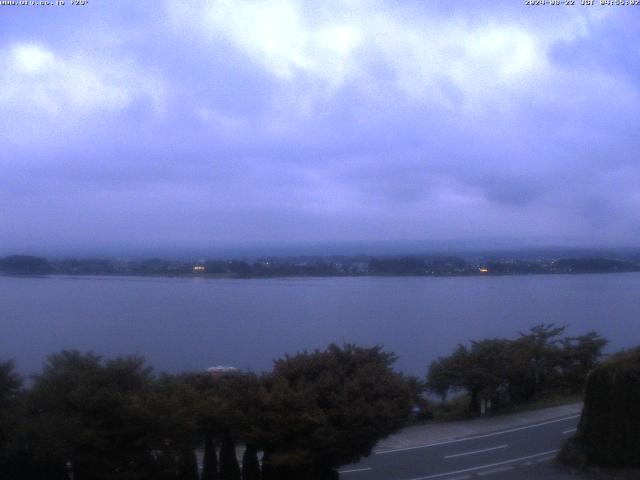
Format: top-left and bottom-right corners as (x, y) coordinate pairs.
(534, 456), (555, 463)
(562, 428), (577, 435)
(477, 466), (514, 476)
(444, 444), (508, 459)
(376, 415), (579, 455)
(403, 449), (559, 480)
(338, 467), (373, 474)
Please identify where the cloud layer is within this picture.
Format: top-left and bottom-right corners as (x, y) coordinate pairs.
(1, 1), (639, 254)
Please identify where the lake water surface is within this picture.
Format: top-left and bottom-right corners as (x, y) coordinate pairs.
(1, 273), (639, 376)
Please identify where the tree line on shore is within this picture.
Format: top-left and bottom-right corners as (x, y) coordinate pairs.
(426, 324), (608, 413)
(2, 254), (640, 278)
(0, 325), (612, 480)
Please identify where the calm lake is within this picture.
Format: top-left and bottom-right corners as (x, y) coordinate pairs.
(2, 273), (639, 376)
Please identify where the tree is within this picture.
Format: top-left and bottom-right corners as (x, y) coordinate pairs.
(146, 374), (202, 480)
(201, 433), (219, 480)
(427, 341), (513, 412)
(426, 345), (469, 403)
(241, 444), (260, 480)
(465, 339), (514, 411)
(427, 325), (607, 413)
(181, 372), (262, 480)
(368, 257), (426, 275)
(26, 351), (156, 480)
(258, 344), (412, 479)
(560, 347), (640, 469)
(509, 324), (566, 402)
(426, 356), (456, 402)
(177, 449), (198, 480)
(0, 255), (50, 274)
(404, 375), (431, 420)
(219, 432), (241, 480)
(0, 361), (23, 478)
(1, 358), (69, 480)
(0, 360), (21, 407)
(559, 331), (608, 392)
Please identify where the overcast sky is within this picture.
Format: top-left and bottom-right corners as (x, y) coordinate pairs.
(1, 1), (639, 256)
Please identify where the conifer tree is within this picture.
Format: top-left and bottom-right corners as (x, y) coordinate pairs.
(202, 433), (219, 480)
(178, 448), (199, 480)
(219, 432), (241, 480)
(241, 444), (260, 480)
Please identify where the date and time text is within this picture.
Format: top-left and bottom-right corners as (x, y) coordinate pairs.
(526, 0), (640, 5)
(0, 1), (88, 6)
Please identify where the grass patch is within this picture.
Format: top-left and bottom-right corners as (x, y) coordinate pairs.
(411, 393), (583, 425)
(429, 394), (474, 422)
(490, 393), (583, 416)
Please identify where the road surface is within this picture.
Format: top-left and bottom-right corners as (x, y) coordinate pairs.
(339, 412), (581, 480)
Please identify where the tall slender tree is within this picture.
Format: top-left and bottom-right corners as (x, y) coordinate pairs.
(219, 431), (241, 480)
(241, 444), (260, 480)
(178, 448), (199, 480)
(202, 433), (219, 480)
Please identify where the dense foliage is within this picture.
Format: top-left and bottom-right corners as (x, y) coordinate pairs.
(426, 324), (608, 412)
(259, 345), (412, 478)
(564, 347), (640, 468)
(0, 361), (22, 475)
(0, 344), (411, 480)
(3, 254), (639, 278)
(1, 330), (613, 479)
(0, 255), (51, 274)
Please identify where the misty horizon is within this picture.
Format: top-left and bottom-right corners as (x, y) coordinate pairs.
(2, 240), (640, 263)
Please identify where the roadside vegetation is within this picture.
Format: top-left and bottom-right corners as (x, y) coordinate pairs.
(426, 324), (607, 416)
(0, 325), (627, 479)
(559, 347), (640, 476)
(0, 344), (412, 480)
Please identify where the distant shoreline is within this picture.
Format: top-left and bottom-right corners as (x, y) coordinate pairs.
(2, 269), (640, 281)
(2, 254), (639, 279)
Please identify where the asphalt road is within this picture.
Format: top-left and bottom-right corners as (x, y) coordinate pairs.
(339, 413), (581, 480)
